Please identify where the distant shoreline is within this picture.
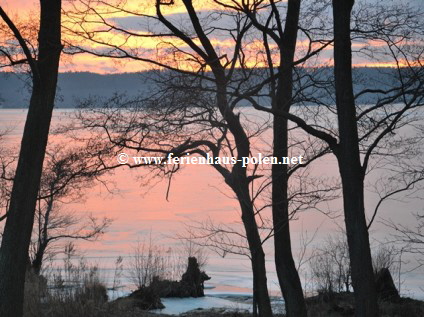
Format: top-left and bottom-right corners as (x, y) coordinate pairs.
(0, 67), (405, 109)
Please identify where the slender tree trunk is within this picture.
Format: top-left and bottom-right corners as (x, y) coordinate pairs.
(0, 1), (62, 316)
(32, 196), (53, 274)
(232, 181), (273, 317)
(337, 165), (378, 316)
(332, 0), (378, 316)
(272, 1), (307, 316)
(156, 1), (273, 313)
(217, 79), (273, 316)
(224, 115), (273, 316)
(31, 242), (47, 275)
(272, 119), (307, 317)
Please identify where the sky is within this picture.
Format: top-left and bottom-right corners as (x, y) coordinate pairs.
(1, 0), (422, 73)
(1, 0), (424, 300)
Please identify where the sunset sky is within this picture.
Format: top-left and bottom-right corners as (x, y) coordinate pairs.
(1, 0), (421, 73)
(1, 2), (424, 311)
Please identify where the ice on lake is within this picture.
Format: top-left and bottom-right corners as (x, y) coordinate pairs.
(150, 296), (252, 315)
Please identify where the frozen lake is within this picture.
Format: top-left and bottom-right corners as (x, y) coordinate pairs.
(1, 109), (423, 314)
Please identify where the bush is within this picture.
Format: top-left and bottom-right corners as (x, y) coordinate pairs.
(24, 269), (47, 317)
(309, 234), (350, 294)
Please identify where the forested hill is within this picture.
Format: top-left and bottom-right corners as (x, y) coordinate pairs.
(0, 72), (150, 108)
(0, 68), (402, 108)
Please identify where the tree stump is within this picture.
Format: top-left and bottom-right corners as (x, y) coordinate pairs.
(375, 268), (400, 302)
(181, 257), (211, 297)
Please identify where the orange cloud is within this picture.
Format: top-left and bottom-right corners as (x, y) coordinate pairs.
(3, 0), (415, 74)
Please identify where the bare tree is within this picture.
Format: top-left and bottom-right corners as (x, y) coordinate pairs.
(372, 245), (398, 274)
(128, 237), (169, 289)
(384, 214), (424, 258)
(1, 140), (113, 274)
(309, 233), (351, 294)
(233, 1), (424, 315)
(310, 234), (401, 295)
(62, 1), (424, 315)
(217, 1), (333, 315)
(30, 145), (112, 274)
(0, 131), (14, 222)
(64, 1), (275, 314)
(128, 233), (209, 289)
(63, 2), (340, 315)
(0, 1), (63, 316)
(331, 1), (378, 314)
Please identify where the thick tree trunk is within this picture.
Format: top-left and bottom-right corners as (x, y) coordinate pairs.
(332, 1), (379, 316)
(272, 1), (307, 316)
(0, 1), (62, 316)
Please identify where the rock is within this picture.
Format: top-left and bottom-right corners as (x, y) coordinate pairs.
(331, 303), (355, 316)
(150, 276), (192, 297)
(126, 256), (211, 310)
(375, 268), (400, 302)
(146, 257), (210, 298)
(78, 281), (109, 304)
(129, 285), (165, 310)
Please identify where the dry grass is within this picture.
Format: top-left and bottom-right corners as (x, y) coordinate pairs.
(305, 292), (424, 317)
(22, 254), (424, 317)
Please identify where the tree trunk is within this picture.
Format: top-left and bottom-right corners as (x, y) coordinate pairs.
(0, 1), (62, 316)
(214, 65), (273, 316)
(32, 196), (53, 275)
(337, 164), (378, 316)
(272, 119), (307, 317)
(272, 1), (307, 316)
(222, 101), (273, 315)
(332, 0), (379, 316)
(232, 180), (273, 317)
(31, 242), (47, 275)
